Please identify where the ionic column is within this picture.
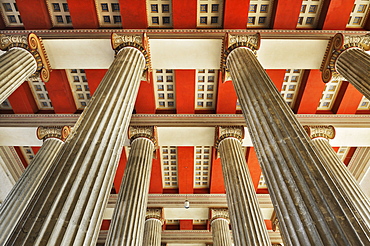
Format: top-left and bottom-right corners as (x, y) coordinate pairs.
(210, 208), (232, 246)
(321, 33), (370, 99)
(107, 126), (156, 246)
(0, 33), (51, 104)
(304, 125), (370, 228)
(225, 33), (370, 245)
(143, 208), (163, 246)
(0, 126), (70, 243)
(215, 126), (270, 246)
(2, 33), (149, 246)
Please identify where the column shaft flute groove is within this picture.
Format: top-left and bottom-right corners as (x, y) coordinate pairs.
(106, 136), (155, 246)
(143, 218), (162, 246)
(0, 48), (37, 104)
(211, 218), (232, 246)
(218, 136), (270, 246)
(3, 47), (145, 246)
(336, 48), (370, 99)
(227, 46), (370, 246)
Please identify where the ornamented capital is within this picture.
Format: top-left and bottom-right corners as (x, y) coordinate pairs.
(37, 126), (71, 142)
(215, 126), (244, 149)
(303, 125), (335, 140)
(320, 33), (370, 83)
(111, 33), (151, 70)
(210, 208), (230, 224)
(0, 34), (51, 82)
(128, 126), (157, 147)
(146, 208), (164, 224)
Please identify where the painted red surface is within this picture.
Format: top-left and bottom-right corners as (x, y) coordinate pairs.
(321, 0), (355, 30)
(210, 149), (226, 194)
(135, 80), (156, 114)
(224, 0), (249, 29)
(273, 0), (302, 29)
(172, 0), (197, 28)
(343, 147), (356, 166)
(297, 70), (326, 114)
(44, 70), (77, 114)
(0, 15), (5, 29)
(84, 69), (107, 95)
(178, 147), (194, 194)
(31, 147), (41, 155)
(265, 220), (272, 230)
(246, 147), (262, 191)
(337, 83), (363, 114)
(180, 220), (193, 230)
(266, 69), (286, 91)
(175, 70), (196, 114)
(149, 150), (163, 194)
(216, 77), (237, 114)
(100, 220), (111, 230)
(67, 0), (99, 29)
(8, 83), (38, 114)
(17, 0), (52, 29)
(113, 148), (127, 193)
(120, 0), (147, 28)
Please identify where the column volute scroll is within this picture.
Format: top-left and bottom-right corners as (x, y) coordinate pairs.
(37, 125), (72, 142)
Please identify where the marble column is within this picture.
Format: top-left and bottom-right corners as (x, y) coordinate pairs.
(304, 125), (370, 228)
(225, 33), (370, 245)
(143, 208), (163, 246)
(215, 126), (270, 246)
(321, 33), (370, 99)
(0, 126), (70, 243)
(2, 33), (149, 246)
(0, 33), (50, 104)
(106, 126), (156, 246)
(210, 208), (232, 246)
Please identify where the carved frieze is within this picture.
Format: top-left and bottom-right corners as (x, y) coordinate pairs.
(210, 208), (230, 223)
(320, 33), (370, 83)
(0, 34), (28, 50)
(128, 126), (157, 147)
(146, 208), (163, 223)
(37, 126), (71, 141)
(303, 125), (335, 140)
(215, 126), (244, 149)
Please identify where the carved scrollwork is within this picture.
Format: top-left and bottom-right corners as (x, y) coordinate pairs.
(215, 126), (244, 149)
(321, 33), (370, 83)
(303, 125), (335, 140)
(146, 208), (164, 224)
(37, 126), (71, 142)
(210, 208), (230, 224)
(128, 126), (157, 147)
(0, 34), (28, 50)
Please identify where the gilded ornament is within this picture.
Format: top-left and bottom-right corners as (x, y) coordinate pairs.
(128, 126), (157, 147)
(37, 126), (71, 141)
(210, 208), (230, 224)
(215, 126), (244, 149)
(146, 208), (163, 223)
(303, 125), (335, 140)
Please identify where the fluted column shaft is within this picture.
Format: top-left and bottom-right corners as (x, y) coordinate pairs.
(143, 218), (162, 246)
(0, 48), (37, 104)
(336, 48), (370, 99)
(227, 46), (370, 245)
(106, 136), (155, 246)
(3, 47), (145, 246)
(211, 218), (232, 246)
(311, 137), (370, 228)
(0, 137), (64, 243)
(218, 137), (270, 246)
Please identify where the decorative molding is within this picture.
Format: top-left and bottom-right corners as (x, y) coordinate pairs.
(215, 126), (244, 149)
(210, 208), (230, 224)
(36, 126), (71, 142)
(0, 146), (24, 183)
(111, 33), (151, 71)
(303, 125), (335, 140)
(128, 126), (157, 148)
(347, 147), (370, 182)
(320, 33), (370, 83)
(146, 208), (164, 224)
(0, 34), (28, 50)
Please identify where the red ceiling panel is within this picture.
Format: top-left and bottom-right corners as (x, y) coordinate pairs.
(224, 0), (249, 29)
(113, 148), (127, 193)
(273, 0), (302, 29)
(337, 83), (363, 114)
(16, 0), (52, 29)
(135, 79), (156, 114)
(175, 70), (196, 114)
(178, 147), (194, 194)
(321, 0), (355, 30)
(210, 148), (226, 194)
(149, 150), (163, 194)
(172, 0), (197, 29)
(84, 69), (107, 95)
(246, 147), (262, 191)
(120, 0), (147, 28)
(8, 83), (38, 114)
(216, 78), (237, 114)
(266, 69), (286, 91)
(67, 0), (99, 29)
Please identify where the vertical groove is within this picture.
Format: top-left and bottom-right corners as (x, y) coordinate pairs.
(336, 48), (370, 99)
(106, 137), (155, 246)
(3, 47), (145, 246)
(0, 138), (64, 244)
(0, 48), (37, 104)
(219, 137), (270, 246)
(211, 218), (232, 246)
(142, 218), (162, 246)
(226, 47), (370, 246)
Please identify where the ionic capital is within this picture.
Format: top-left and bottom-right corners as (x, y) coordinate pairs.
(303, 125), (335, 140)
(215, 126), (244, 149)
(37, 126), (71, 142)
(320, 33), (370, 83)
(128, 126), (157, 147)
(111, 33), (150, 70)
(146, 208), (164, 224)
(0, 33), (51, 82)
(210, 208), (230, 224)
